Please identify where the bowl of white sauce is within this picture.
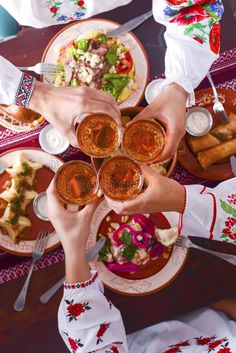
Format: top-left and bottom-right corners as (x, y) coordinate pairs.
(39, 124), (70, 155)
(186, 107), (213, 137)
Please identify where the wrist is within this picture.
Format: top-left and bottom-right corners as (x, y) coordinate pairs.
(64, 247), (91, 283)
(28, 81), (52, 116)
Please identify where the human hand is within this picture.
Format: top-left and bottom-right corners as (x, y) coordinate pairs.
(29, 82), (121, 147)
(46, 179), (99, 253)
(133, 83), (188, 161)
(105, 165), (185, 215)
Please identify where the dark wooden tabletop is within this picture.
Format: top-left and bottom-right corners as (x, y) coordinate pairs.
(0, 1), (236, 353)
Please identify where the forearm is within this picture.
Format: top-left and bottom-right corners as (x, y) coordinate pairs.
(64, 248), (91, 283)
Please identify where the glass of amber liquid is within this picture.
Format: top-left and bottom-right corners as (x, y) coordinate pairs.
(76, 113), (121, 158)
(98, 156), (144, 201)
(122, 119), (165, 163)
(54, 160), (98, 206)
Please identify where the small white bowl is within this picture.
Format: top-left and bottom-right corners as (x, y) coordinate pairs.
(33, 192), (49, 221)
(145, 79), (164, 104)
(186, 107), (213, 137)
(39, 124), (70, 155)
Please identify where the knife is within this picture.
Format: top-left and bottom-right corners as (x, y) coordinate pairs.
(230, 156), (236, 176)
(107, 10), (152, 38)
(40, 236), (106, 304)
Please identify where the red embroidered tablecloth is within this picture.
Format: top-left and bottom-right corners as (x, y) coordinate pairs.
(0, 48), (235, 284)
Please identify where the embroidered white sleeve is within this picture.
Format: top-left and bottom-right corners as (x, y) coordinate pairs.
(0, 0), (132, 28)
(152, 0), (223, 106)
(0, 56), (22, 105)
(180, 178), (236, 243)
(58, 271), (129, 353)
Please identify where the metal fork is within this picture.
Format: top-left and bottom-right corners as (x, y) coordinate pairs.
(207, 72), (229, 124)
(14, 229), (49, 311)
(175, 236), (236, 266)
(17, 63), (62, 75)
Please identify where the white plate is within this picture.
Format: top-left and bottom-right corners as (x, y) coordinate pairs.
(87, 199), (188, 296)
(0, 148), (63, 256)
(42, 18), (150, 109)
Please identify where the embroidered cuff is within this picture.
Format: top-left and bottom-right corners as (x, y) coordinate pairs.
(64, 271), (98, 290)
(14, 73), (36, 108)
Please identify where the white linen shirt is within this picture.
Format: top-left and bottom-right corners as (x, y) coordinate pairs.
(0, 0), (223, 106)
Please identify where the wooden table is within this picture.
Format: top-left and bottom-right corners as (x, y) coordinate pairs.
(0, 1), (236, 353)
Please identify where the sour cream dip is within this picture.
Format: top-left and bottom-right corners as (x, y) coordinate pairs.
(39, 124), (70, 155)
(186, 107), (212, 136)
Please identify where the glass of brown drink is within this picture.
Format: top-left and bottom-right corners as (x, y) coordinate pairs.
(122, 119), (165, 163)
(98, 156), (144, 201)
(54, 160), (98, 206)
(76, 113), (121, 158)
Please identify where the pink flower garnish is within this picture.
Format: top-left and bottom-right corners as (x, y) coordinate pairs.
(149, 242), (165, 258)
(132, 232), (151, 248)
(133, 214), (155, 235)
(107, 262), (139, 273)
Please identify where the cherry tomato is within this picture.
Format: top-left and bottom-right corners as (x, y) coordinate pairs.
(116, 52), (133, 75)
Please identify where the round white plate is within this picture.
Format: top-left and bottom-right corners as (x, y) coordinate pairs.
(0, 148), (63, 256)
(42, 18), (150, 109)
(87, 199), (188, 296)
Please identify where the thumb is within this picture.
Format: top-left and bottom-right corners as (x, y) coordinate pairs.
(80, 197), (100, 222)
(140, 164), (162, 182)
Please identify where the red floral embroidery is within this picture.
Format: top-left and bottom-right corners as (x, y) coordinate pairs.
(66, 300), (91, 321)
(50, 7), (58, 13)
(218, 348), (232, 353)
(176, 341), (190, 347)
(164, 348), (179, 353)
(209, 22), (221, 54)
(170, 5), (209, 25)
(222, 217), (236, 240)
(196, 337), (212, 345)
(208, 339), (222, 349)
(193, 36), (204, 44)
(64, 333), (84, 353)
(111, 346), (119, 353)
(96, 323), (111, 344)
(68, 337), (79, 352)
(227, 194), (236, 205)
(77, 0), (84, 5)
(167, 0), (187, 5)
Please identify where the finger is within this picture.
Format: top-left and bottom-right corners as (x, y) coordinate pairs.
(76, 87), (121, 120)
(46, 179), (66, 216)
(82, 101), (121, 126)
(80, 197), (100, 222)
(132, 106), (154, 122)
(158, 128), (178, 161)
(105, 195), (143, 215)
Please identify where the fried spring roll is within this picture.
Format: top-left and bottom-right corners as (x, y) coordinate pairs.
(197, 139), (236, 169)
(187, 134), (220, 153)
(211, 112), (236, 140)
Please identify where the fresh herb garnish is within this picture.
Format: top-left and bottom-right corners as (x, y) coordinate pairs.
(120, 230), (132, 246)
(122, 244), (137, 261)
(98, 238), (111, 261)
(20, 162), (32, 177)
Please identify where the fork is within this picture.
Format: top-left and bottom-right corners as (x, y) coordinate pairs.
(175, 236), (236, 266)
(14, 229), (49, 311)
(17, 63), (62, 75)
(207, 72), (230, 124)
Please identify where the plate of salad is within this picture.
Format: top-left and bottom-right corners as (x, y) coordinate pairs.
(86, 199), (188, 296)
(42, 18), (150, 108)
